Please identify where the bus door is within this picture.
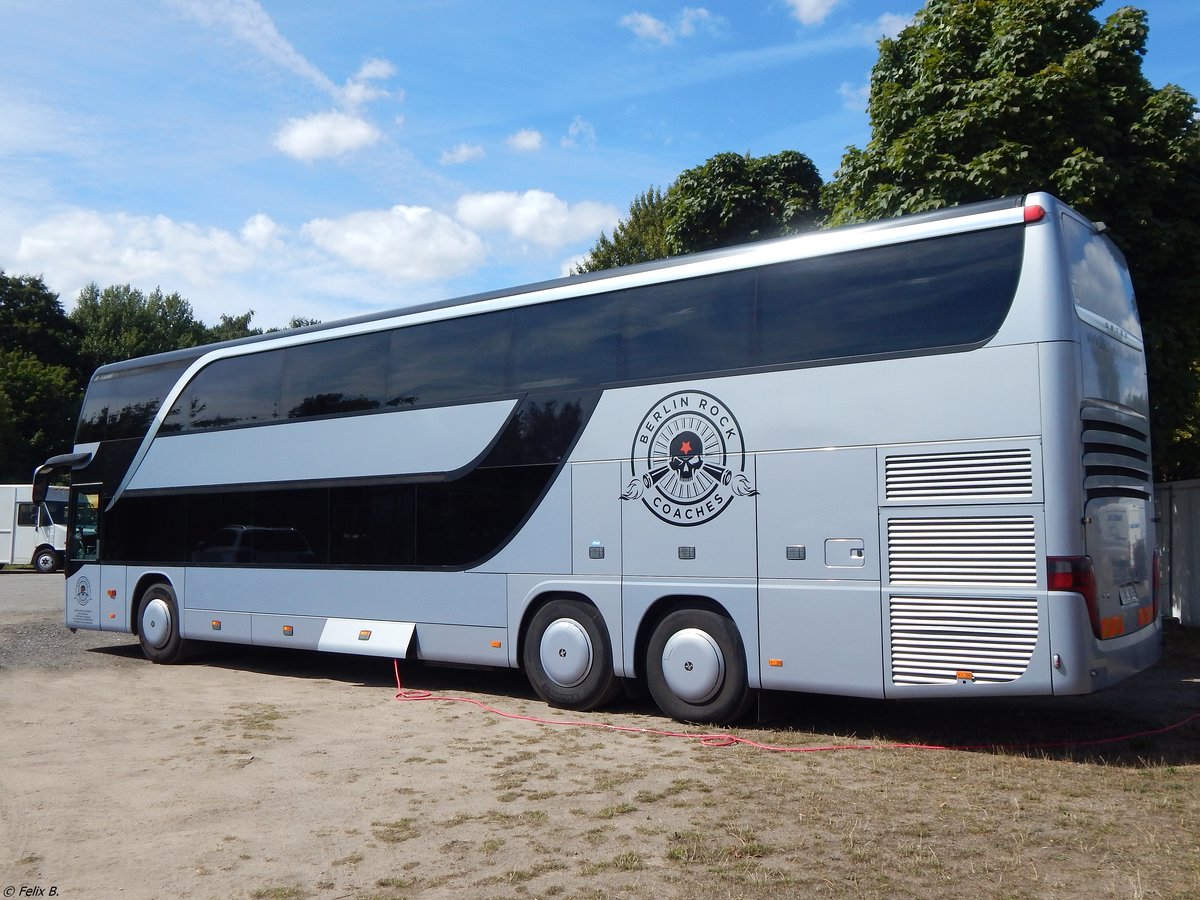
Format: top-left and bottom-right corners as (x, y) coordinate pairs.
(65, 485), (121, 632)
(755, 447), (884, 697)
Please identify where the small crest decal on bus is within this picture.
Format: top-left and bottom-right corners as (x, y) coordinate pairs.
(621, 390), (757, 526)
(74, 576), (92, 607)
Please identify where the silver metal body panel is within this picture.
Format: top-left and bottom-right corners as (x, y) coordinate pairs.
(128, 399), (517, 491)
(181, 567), (506, 626)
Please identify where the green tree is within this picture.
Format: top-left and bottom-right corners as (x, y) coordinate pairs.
(70, 283), (208, 371)
(0, 350), (80, 482)
(574, 187), (670, 273)
(823, 0), (1200, 479)
(0, 270), (82, 378)
(204, 311), (263, 343)
(666, 150), (823, 254)
(576, 151), (825, 273)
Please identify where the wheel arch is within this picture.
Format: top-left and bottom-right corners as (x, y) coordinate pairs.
(31, 543), (61, 569)
(516, 589), (602, 673)
(632, 594), (734, 680)
(129, 572), (176, 637)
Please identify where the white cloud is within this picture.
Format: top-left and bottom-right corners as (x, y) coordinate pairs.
(302, 205), (485, 280)
(440, 143), (486, 165)
(784, 0), (840, 27)
(14, 209), (257, 297)
(620, 7), (723, 45)
(872, 13), (911, 39)
(169, 0), (341, 97)
(340, 57), (400, 109)
(274, 110), (381, 160)
(620, 12), (674, 44)
(240, 213), (286, 248)
(506, 129), (545, 153)
(171, 0), (400, 159)
(678, 7), (718, 37)
(455, 190), (618, 249)
(561, 116), (597, 148)
(838, 81), (870, 111)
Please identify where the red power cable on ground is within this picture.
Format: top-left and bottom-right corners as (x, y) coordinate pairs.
(392, 660), (1200, 754)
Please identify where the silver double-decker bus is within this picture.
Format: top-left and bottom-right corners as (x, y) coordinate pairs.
(37, 192), (1161, 723)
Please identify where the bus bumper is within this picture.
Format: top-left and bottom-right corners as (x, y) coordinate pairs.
(1047, 592), (1162, 695)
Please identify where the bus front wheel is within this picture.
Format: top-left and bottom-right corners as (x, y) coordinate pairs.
(646, 608), (754, 724)
(137, 582), (187, 664)
(523, 598), (620, 711)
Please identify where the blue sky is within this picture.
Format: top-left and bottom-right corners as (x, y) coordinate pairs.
(2, 1), (1197, 328)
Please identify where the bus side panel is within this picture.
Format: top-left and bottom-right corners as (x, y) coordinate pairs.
(181, 568), (507, 628)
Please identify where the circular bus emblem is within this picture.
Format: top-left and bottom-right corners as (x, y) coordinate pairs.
(75, 576), (92, 607)
(621, 390), (757, 526)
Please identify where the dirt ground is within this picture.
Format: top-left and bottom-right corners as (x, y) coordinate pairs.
(1, 571), (1198, 899)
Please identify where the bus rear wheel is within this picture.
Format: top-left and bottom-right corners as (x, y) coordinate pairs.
(137, 582), (187, 664)
(523, 598), (620, 711)
(646, 608), (754, 724)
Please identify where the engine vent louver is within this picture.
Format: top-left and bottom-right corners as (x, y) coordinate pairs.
(887, 516), (1037, 586)
(889, 595), (1039, 685)
(885, 448), (1033, 502)
(1081, 405), (1151, 500)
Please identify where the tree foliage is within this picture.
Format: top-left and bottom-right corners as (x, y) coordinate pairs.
(70, 283), (207, 372)
(823, 0), (1200, 479)
(0, 270), (82, 377)
(573, 188), (669, 273)
(0, 350), (80, 481)
(576, 150), (825, 273)
(666, 150), (823, 254)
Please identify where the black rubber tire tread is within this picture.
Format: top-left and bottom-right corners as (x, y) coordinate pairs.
(646, 607), (754, 725)
(136, 582), (188, 664)
(522, 598), (620, 711)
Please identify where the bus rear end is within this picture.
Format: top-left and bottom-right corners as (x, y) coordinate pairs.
(1046, 203), (1160, 692)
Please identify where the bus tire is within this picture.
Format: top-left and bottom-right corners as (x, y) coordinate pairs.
(523, 598), (620, 711)
(646, 608), (754, 725)
(33, 548), (60, 574)
(137, 582), (187, 664)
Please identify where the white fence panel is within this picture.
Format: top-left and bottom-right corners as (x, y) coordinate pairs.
(1154, 480), (1199, 627)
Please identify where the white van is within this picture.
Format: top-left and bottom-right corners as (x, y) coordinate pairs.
(1, 484), (69, 573)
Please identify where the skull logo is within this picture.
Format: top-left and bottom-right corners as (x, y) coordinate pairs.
(669, 430), (704, 480)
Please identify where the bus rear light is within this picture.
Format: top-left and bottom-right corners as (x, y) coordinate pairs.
(1023, 204), (1046, 223)
(1048, 556), (1100, 638)
(768, 658), (783, 667)
(490, 640), (502, 648)
(1100, 615), (1125, 639)
(1138, 606), (1155, 628)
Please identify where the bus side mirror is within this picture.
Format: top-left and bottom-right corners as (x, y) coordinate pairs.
(32, 451), (94, 504)
(32, 467), (52, 505)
